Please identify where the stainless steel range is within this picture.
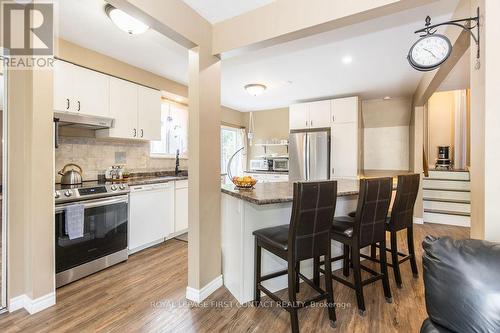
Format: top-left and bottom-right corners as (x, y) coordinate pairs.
(55, 182), (130, 288)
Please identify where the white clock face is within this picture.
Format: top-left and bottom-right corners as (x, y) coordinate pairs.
(409, 34), (451, 70)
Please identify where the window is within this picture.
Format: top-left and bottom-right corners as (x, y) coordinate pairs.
(221, 126), (246, 183)
(151, 101), (188, 158)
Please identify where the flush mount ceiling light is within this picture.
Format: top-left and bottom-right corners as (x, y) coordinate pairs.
(105, 4), (149, 35)
(245, 84), (267, 96)
(341, 55), (353, 64)
(383, 96), (392, 100)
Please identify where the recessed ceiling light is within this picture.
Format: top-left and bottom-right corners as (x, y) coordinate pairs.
(245, 84), (267, 96)
(342, 56), (353, 64)
(105, 4), (149, 35)
(383, 96), (392, 100)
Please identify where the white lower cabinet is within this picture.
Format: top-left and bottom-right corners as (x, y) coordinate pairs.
(128, 182), (174, 254)
(245, 173), (289, 183)
(174, 180), (189, 233)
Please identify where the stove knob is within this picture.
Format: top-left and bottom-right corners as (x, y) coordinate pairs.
(111, 185), (118, 191)
(54, 191), (60, 199)
(119, 184), (126, 190)
(64, 190), (72, 197)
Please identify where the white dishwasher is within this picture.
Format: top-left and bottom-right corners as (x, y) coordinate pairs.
(128, 182), (175, 254)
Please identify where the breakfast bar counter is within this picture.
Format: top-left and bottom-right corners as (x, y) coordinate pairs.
(221, 179), (365, 304)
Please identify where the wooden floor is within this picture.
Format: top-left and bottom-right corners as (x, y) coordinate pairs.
(0, 223), (469, 333)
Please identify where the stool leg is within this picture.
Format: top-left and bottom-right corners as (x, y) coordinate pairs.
(407, 226), (419, 278)
(380, 239), (393, 303)
(342, 244), (350, 277)
(313, 256), (320, 287)
(254, 238), (261, 305)
(390, 231), (403, 288)
(324, 251), (337, 327)
(352, 245), (365, 315)
(295, 262), (301, 293)
(370, 245), (377, 259)
(288, 261), (299, 333)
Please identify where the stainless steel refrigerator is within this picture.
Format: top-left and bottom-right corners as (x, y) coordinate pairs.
(289, 129), (330, 182)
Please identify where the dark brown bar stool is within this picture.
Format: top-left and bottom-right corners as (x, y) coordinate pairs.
(253, 181), (338, 333)
(317, 177), (393, 315)
(368, 174), (420, 288)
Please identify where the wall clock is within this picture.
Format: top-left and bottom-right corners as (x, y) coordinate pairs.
(407, 34), (452, 71)
(408, 9), (481, 72)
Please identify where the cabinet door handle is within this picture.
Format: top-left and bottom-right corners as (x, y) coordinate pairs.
(141, 129), (144, 138)
(311, 120), (313, 127)
(66, 99), (70, 110)
(332, 168), (335, 175)
(306, 120), (309, 127)
(77, 101), (81, 112)
(133, 128), (137, 138)
(332, 115), (335, 123)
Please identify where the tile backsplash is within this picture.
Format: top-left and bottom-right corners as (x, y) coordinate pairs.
(55, 136), (188, 183)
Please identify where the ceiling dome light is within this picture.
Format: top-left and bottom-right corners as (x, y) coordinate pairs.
(245, 84), (267, 96)
(341, 55), (353, 64)
(105, 4), (149, 35)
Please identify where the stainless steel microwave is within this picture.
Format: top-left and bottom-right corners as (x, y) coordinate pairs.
(250, 159), (269, 171)
(273, 159), (289, 171)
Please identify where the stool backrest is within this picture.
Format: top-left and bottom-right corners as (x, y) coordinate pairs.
(288, 181), (337, 261)
(390, 174), (420, 231)
(354, 177), (392, 248)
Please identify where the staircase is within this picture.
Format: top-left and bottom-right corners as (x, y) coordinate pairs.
(423, 170), (471, 227)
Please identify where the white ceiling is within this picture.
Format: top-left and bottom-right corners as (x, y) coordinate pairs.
(182, 0), (275, 24)
(55, 0), (189, 85)
(55, 0), (464, 112)
(221, 0), (461, 111)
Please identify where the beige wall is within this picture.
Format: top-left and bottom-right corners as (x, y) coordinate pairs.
(427, 91), (455, 165)
(56, 39), (187, 98)
(362, 98), (411, 172)
(221, 106), (245, 128)
(245, 108), (289, 163)
(470, 0), (500, 241)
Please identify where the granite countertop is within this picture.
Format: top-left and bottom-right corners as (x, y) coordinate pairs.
(104, 171), (188, 187)
(221, 179), (365, 205)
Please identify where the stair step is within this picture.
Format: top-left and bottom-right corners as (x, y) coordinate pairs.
(423, 187), (470, 192)
(423, 198), (470, 204)
(422, 179), (470, 191)
(423, 189), (471, 201)
(423, 177), (470, 182)
(424, 209), (470, 217)
(423, 201), (471, 214)
(423, 210), (471, 227)
(428, 170), (470, 180)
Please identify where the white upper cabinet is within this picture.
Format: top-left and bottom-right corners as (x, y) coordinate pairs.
(332, 96), (359, 124)
(137, 86), (161, 141)
(289, 103), (309, 130)
(100, 77), (138, 139)
(289, 100), (331, 130)
(308, 100), (331, 128)
(73, 65), (109, 117)
(53, 60), (109, 116)
(54, 60), (76, 112)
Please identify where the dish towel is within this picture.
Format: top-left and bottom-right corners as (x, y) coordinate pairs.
(65, 204), (85, 240)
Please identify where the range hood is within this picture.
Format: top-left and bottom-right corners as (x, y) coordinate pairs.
(54, 111), (114, 130)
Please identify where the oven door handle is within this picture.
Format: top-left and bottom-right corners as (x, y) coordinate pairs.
(55, 196), (128, 213)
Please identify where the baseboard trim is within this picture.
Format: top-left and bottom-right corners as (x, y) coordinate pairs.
(9, 292), (56, 314)
(186, 275), (223, 303)
(413, 217), (424, 225)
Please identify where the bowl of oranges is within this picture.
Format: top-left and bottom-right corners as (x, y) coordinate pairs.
(231, 175), (257, 189)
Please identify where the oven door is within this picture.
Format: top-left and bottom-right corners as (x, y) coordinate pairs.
(55, 195), (128, 273)
(273, 159), (289, 171)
